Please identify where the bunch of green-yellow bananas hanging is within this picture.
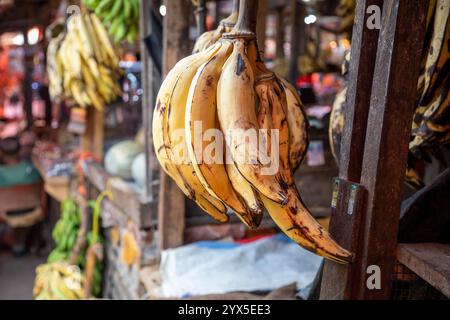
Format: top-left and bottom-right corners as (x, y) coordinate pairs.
(82, 0), (140, 44)
(33, 262), (86, 300)
(47, 12), (122, 111)
(47, 199), (81, 264)
(37, 199), (104, 299)
(153, 0), (351, 263)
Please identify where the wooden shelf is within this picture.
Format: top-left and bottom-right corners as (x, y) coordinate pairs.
(397, 243), (450, 298)
(81, 161), (155, 228)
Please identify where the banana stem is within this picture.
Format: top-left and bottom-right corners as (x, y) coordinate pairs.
(233, 0), (259, 34)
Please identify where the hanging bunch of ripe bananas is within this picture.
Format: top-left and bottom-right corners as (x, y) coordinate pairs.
(47, 199), (81, 264)
(46, 11), (122, 111)
(410, 0), (450, 155)
(33, 262), (86, 300)
(82, 0), (140, 44)
(46, 20), (66, 103)
(329, 0), (450, 188)
(153, 0), (351, 263)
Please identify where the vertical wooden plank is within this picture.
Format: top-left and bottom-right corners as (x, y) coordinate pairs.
(81, 108), (104, 159)
(355, 0), (428, 299)
(320, 0), (383, 300)
(339, 0), (383, 182)
(139, 0), (155, 201)
(23, 31), (34, 129)
(256, 0), (268, 51)
(275, 6), (284, 59)
(195, 0), (207, 36)
(158, 0), (191, 250)
(92, 109), (104, 159)
(287, 0), (304, 84)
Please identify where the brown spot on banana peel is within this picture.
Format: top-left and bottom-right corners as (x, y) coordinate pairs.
(205, 74), (214, 87)
(285, 220), (352, 264)
(276, 175), (290, 194)
(236, 53), (247, 76)
(157, 144), (172, 154)
(231, 160), (288, 205)
(263, 194), (353, 263)
(157, 101), (166, 117)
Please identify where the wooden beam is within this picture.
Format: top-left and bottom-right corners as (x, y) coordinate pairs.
(195, 0), (207, 36)
(23, 30), (33, 129)
(397, 243), (450, 298)
(354, 0), (428, 299)
(139, 0), (157, 202)
(287, 0), (304, 84)
(338, 0), (382, 182)
(320, 0), (382, 300)
(81, 108), (104, 160)
(321, 0), (429, 300)
(158, 0), (192, 250)
(256, 0), (268, 52)
(275, 6), (284, 60)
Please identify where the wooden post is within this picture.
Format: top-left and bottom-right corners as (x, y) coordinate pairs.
(23, 30), (34, 129)
(321, 0), (429, 299)
(139, 0), (157, 202)
(287, 0), (304, 84)
(158, 0), (191, 250)
(320, 0), (382, 300)
(256, 0), (268, 52)
(354, 0), (428, 299)
(81, 108), (104, 160)
(275, 6), (284, 60)
(195, 0), (207, 36)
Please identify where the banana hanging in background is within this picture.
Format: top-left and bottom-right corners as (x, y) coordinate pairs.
(46, 20), (66, 103)
(33, 262), (86, 300)
(153, 0), (352, 263)
(330, 0), (450, 188)
(82, 0), (140, 44)
(46, 12), (122, 110)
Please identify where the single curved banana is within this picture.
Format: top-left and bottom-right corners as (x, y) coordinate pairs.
(329, 87), (347, 163)
(257, 75), (352, 264)
(217, 38), (288, 205)
(225, 159), (263, 224)
(247, 40), (309, 171)
(279, 78), (309, 171)
(185, 40), (260, 228)
(153, 44), (228, 223)
(193, 31), (222, 54)
(249, 54), (351, 263)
